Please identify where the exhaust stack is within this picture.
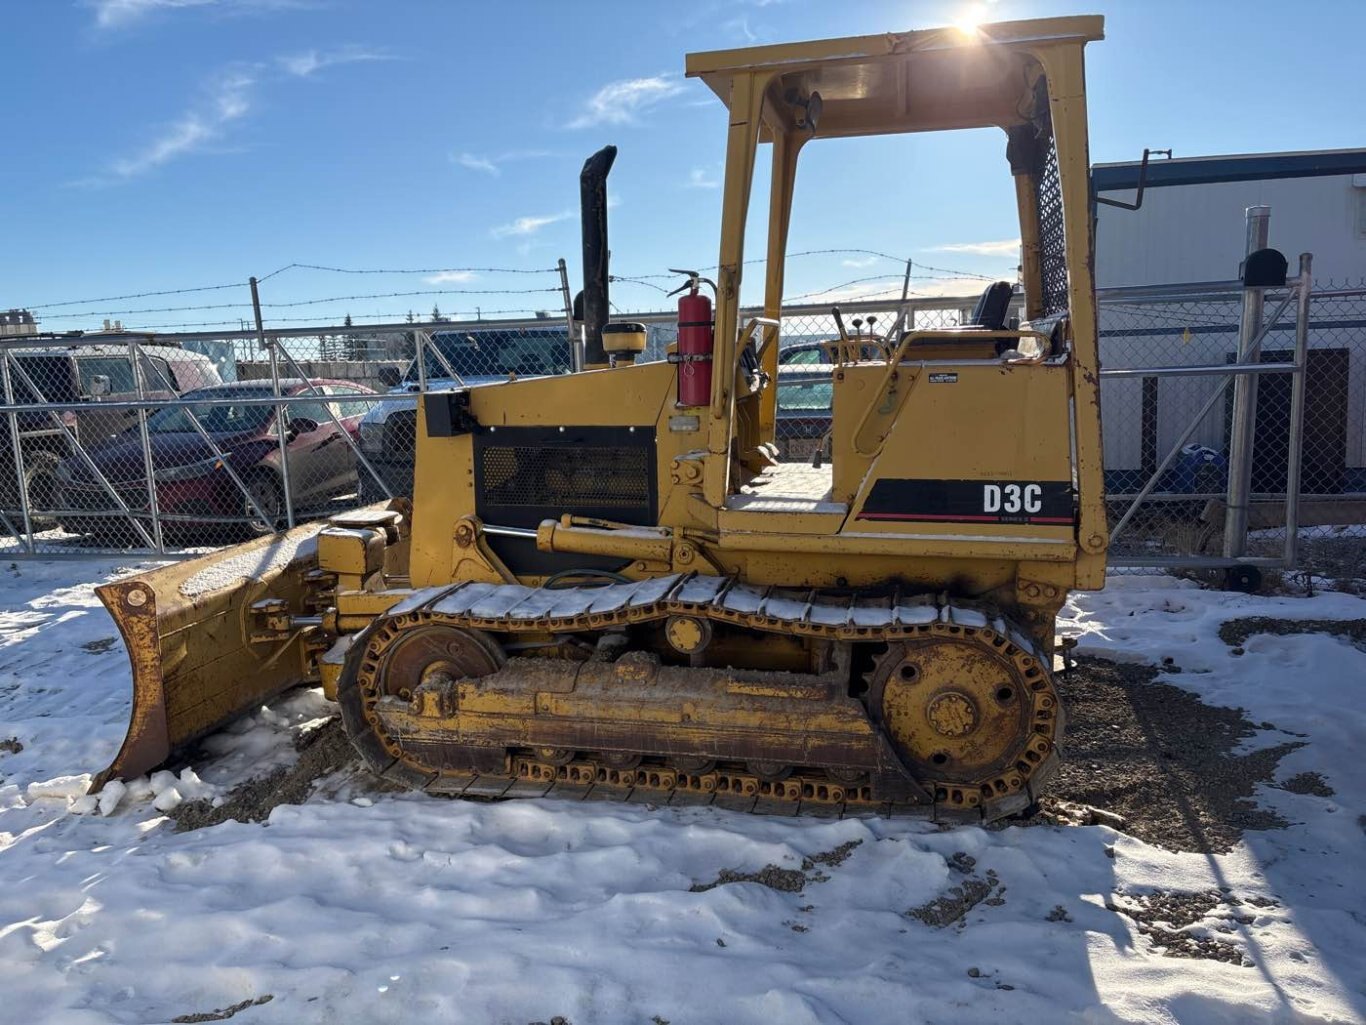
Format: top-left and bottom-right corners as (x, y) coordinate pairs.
(579, 145), (617, 370)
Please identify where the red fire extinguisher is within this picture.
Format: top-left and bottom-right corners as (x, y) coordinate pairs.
(669, 269), (717, 407)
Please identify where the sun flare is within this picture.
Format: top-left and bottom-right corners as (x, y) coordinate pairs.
(953, 2), (989, 36)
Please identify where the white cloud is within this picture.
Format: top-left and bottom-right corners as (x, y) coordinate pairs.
(490, 211), (573, 240)
(724, 16), (758, 43)
(89, 0), (216, 28)
(93, 45), (387, 183)
(424, 271), (477, 284)
(686, 167), (718, 189)
(453, 150), (555, 176)
(930, 238), (1021, 257)
(457, 153), (499, 175)
(108, 70), (254, 179)
(278, 46), (391, 78)
(841, 256), (877, 268)
(569, 76), (685, 129)
(88, 0), (302, 29)
(912, 276), (1004, 298)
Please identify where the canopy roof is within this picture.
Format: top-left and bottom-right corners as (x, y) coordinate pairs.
(685, 16), (1104, 139)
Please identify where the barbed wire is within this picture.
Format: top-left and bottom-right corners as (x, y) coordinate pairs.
(19, 249), (999, 320)
(35, 286), (564, 321)
(783, 275), (912, 302)
(23, 282), (245, 311)
(263, 287), (561, 309)
(779, 269), (999, 303)
(609, 275), (673, 295)
(258, 262), (560, 280)
(688, 250), (996, 283)
(126, 307), (558, 331)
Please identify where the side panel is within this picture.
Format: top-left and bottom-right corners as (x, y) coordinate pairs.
(836, 362), (1078, 549)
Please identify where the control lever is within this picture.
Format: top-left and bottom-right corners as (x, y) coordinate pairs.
(831, 306), (849, 342)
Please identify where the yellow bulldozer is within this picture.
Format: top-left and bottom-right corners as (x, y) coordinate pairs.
(93, 16), (1107, 823)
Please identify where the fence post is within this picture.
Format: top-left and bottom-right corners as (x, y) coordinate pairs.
(0, 354), (35, 552)
(129, 341), (166, 554)
(252, 276), (295, 530)
(416, 328), (427, 391)
(1222, 205), (1271, 559)
(558, 257), (580, 372)
(1283, 253), (1312, 569)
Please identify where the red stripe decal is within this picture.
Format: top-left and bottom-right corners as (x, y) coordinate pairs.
(856, 512), (1075, 525)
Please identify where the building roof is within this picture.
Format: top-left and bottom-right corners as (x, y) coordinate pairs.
(1093, 148), (1366, 193)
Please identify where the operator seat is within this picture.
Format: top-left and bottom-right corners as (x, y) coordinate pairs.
(967, 281), (1014, 330)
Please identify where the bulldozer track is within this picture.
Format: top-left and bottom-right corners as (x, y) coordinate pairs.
(339, 573), (1063, 824)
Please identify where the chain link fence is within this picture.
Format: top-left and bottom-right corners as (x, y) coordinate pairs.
(1, 283), (1362, 584)
(1098, 283), (1366, 583)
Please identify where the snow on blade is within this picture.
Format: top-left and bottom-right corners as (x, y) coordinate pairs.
(179, 530), (321, 598)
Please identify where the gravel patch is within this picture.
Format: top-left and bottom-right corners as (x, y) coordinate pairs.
(171, 995), (273, 1023)
(1277, 771), (1335, 798)
(690, 864), (807, 894)
(1107, 889), (1259, 966)
(1009, 655), (1300, 853)
(171, 718), (357, 832)
(1217, 615), (1366, 650)
(691, 839), (864, 894)
(1246, 535), (1366, 593)
(906, 869), (1001, 928)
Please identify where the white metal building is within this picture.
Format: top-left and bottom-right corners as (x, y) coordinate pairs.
(1092, 149), (1366, 496)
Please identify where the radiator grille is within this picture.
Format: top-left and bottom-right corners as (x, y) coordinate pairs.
(480, 445), (652, 510)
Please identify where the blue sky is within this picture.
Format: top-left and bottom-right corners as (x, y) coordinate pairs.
(4, 0), (1364, 332)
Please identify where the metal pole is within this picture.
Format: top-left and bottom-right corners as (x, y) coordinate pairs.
(873, 258), (916, 359)
(253, 276), (295, 530)
(0, 354), (35, 552)
(416, 329), (427, 391)
(1283, 253), (1312, 569)
(128, 341), (165, 554)
(557, 257), (581, 373)
(1222, 205), (1271, 558)
(417, 330), (463, 385)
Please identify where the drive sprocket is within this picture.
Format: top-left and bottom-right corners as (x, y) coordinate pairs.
(865, 629), (1063, 818)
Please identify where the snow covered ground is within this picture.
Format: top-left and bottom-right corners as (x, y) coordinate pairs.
(1, 558), (1364, 1025)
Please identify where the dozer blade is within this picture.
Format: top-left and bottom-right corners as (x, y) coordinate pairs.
(92, 521), (326, 790)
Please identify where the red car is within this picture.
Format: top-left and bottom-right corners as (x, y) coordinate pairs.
(56, 378), (376, 541)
